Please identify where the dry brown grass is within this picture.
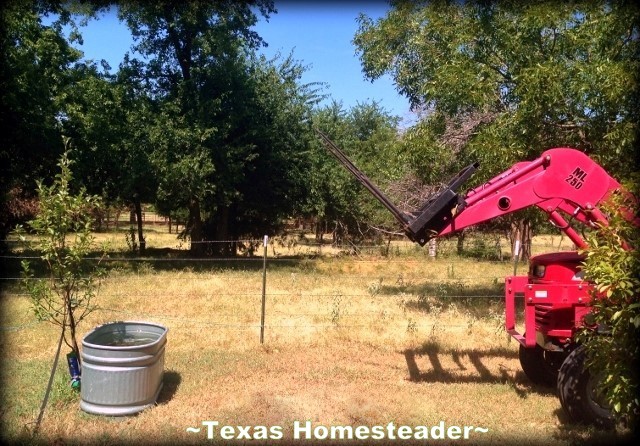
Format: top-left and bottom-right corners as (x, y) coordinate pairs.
(0, 233), (628, 445)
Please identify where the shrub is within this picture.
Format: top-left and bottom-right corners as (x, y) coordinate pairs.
(19, 152), (106, 363)
(579, 177), (640, 428)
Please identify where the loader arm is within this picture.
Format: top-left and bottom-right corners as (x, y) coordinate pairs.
(434, 148), (621, 249)
(438, 148), (620, 248)
(316, 130), (621, 247)
(317, 130), (637, 429)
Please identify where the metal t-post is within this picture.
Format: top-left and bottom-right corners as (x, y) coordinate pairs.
(260, 235), (268, 344)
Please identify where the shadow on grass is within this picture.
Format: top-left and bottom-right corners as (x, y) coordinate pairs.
(156, 370), (181, 405)
(0, 247), (319, 278)
(401, 341), (556, 398)
(383, 280), (511, 319)
(383, 281), (503, 299)
(551, 411), (632, 444)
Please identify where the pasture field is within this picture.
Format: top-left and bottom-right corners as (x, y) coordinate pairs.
(0, 230), (631, 445)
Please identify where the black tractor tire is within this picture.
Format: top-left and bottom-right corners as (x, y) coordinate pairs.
(557, 345), (614, 428)
(518, 343), (562, 387)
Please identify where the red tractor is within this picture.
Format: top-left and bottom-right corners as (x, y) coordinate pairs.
(317, 130), (633, 427)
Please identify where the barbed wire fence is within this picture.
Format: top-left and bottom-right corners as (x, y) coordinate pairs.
(1, 235), (521, 342)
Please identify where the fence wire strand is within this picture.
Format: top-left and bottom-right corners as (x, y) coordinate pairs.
(2, 239), (509, 335)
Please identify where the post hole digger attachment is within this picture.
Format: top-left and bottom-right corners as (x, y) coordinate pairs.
(316, 128), (634, 428)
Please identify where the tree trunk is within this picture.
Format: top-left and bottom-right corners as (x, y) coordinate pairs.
(214, 205), (234, 256)
(129, 209), (138, 252)
(188, 198), (204, 256)
(510, 221), (520, 261)
(456, 231), (465, 255)
(105, 208), (111, 231)
(495, 234), (503, 261)
(315, 219), (324, 243)
(133, 198), (145, 253)
(509, 219), (532, 262)
(65, 295), (81, 365)
(522, 219), (532, 260)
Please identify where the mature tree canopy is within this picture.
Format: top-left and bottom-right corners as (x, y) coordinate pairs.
(355, 0), (639, 179)
(61, 61), (157, 251)
(355, 0), (639, 258)
(311, 101), (403, 243)
(0, 1), (83, 241)
(99, 0), (323, 255)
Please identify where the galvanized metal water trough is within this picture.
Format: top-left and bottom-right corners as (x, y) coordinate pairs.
(80, 321), (168, 416)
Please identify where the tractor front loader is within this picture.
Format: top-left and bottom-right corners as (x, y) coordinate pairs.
(317, 129), (635, 428)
